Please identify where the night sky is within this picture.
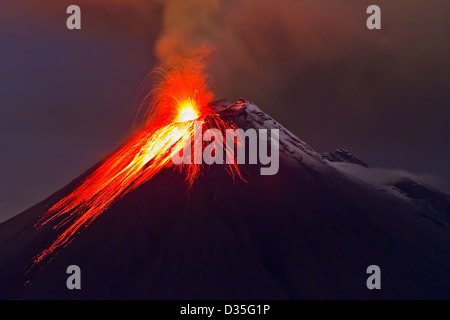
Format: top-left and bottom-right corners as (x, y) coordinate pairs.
(1, 0), (449, 222)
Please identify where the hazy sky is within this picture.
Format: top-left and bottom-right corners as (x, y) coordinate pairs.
(1, 0), (449, 222)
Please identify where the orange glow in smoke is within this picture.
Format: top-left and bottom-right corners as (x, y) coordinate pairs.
(33, 64), (242, 266)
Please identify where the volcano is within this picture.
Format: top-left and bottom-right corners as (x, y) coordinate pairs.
(1, 99), (449, 299)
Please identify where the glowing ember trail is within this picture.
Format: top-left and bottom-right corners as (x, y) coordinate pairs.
(33, 64), (242, 266)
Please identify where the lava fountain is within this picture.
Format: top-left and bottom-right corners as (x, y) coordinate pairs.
(32, 63), (242, 267)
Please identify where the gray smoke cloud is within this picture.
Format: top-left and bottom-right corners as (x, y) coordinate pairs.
(150, 0), (449, 193)
(154, 0), (220, 63)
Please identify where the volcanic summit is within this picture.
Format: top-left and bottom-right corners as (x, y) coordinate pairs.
(1, 97), (449, 299)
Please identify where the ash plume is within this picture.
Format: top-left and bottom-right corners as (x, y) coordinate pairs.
(154, 0), (220, 64)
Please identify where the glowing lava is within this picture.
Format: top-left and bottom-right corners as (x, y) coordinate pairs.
(177, 98), (199, 122)
(33, 64), (242, 267)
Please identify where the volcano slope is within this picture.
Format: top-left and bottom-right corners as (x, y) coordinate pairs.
(1, 99), (449, 299)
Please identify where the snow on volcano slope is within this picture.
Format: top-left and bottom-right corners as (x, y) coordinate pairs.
(0, 99), (449, 299)
(321, 146), (450, 221)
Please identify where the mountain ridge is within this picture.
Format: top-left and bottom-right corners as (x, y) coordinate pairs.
(1, 99), (449, 299)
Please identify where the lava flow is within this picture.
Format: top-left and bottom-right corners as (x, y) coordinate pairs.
(32, 64), (242, 266)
